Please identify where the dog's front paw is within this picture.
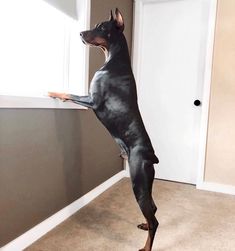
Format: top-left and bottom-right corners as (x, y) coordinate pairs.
(48, 92), (70, 102)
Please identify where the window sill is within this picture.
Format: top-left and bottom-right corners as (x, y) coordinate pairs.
(0, 95), (87, 109)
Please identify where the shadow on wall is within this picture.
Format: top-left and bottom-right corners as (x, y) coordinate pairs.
(42, 0), (78, 19)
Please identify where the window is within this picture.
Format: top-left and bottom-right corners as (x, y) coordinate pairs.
(0, 0), (90, 108)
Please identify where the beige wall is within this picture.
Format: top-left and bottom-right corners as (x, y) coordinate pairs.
(205, 0), (235, 186)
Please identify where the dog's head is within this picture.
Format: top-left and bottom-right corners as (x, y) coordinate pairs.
(80, 8), (124, 51)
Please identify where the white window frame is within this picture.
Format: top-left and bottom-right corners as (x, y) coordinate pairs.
(0, 0), (90, 109)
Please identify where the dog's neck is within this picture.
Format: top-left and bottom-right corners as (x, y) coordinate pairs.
(104, 34), (131, 66)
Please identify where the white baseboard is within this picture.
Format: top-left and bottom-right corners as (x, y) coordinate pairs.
(197, 181), (235, 196)
(1, 170), (126, 251)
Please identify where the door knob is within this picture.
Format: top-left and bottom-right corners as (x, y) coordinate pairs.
(194, 100), (201, 106)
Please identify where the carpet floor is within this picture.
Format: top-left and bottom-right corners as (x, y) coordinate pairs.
(26, 178), (235, 251)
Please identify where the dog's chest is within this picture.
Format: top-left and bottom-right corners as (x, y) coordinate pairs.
(90, 70), (137, 122)
(90, 70), (132, 97)
(90, 70), (109, 95)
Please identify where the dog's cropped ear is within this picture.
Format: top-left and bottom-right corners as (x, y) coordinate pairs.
(114, 8), (124, 32)
(109, 10), (114, 21)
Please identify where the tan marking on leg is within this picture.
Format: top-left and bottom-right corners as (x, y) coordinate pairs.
(120, 153), (128, 160)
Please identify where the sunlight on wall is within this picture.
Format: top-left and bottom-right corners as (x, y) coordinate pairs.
(0, 0), (82, 97)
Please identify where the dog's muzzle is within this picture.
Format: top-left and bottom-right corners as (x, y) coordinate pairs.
(80, 31), (90, 45)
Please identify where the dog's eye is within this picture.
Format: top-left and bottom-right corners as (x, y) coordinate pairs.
(101, 26), (106, 31)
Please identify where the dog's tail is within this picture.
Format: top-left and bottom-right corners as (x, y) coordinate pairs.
(152, 154), (159, 164)
(145, 152), (159, 164)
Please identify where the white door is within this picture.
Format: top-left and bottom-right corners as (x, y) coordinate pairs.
(134, 0), (213, 184)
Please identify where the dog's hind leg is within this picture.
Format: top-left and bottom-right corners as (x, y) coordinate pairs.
(129, 157), (159, 251)
(138, 177), (157, 231)
(137, 197), (157, 231)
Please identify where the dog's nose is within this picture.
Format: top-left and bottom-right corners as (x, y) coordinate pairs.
(80, 32), (83, 37)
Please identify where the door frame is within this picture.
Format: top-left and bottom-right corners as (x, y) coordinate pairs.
(131, 0), (218, 188)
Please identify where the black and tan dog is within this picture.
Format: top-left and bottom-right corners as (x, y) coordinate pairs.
(49, 9), (159, 251)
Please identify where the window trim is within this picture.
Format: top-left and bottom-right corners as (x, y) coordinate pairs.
(0, 0), (90, 109)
